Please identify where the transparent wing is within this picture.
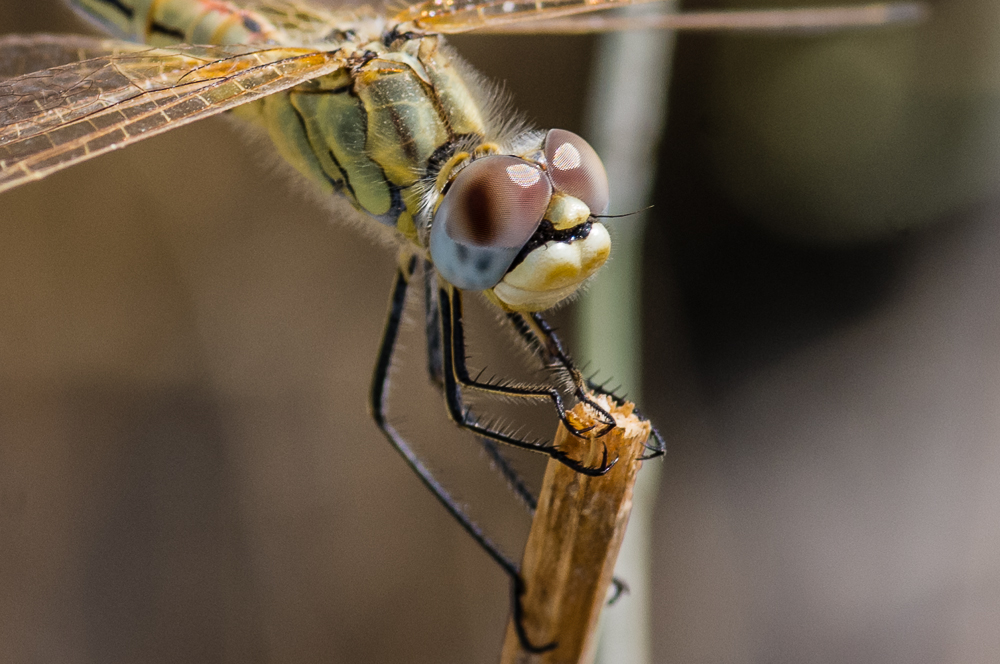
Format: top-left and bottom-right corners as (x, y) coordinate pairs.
(249, 1), (348, 41)
(471, 2), (928, 34)
(0, 34), (139, 80)
(393, 0), (927, 34)
(247, 1), (383, 43)
(0, 43), (345, 194)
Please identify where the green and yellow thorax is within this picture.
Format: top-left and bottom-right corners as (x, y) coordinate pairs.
(69, 0), (611, 312)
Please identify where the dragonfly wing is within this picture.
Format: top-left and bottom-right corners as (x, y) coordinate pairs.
(0, 44), (345, 194)
(247, 1), (382, 43)
(395, 0), (652, 33)
(0, 34), (142, 80)
(393, 0), (927, 34)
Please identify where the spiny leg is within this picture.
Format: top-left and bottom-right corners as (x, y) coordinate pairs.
(422, 265), (537, 512)
(501, 313), (649, 601)
(421, 267), (540, 507)
(506, 312), (619, 438)
(369, 256), (554, 654)
(508, 318), (650, 597)
(424, 268), (639, 553)
(419, 268), (630, 612)
(441, 290), (634, 599)
(439, 285), (616, 476)
(423, 264), (444, 388)
(507, 312), (666, 460)
(443, 284), (604, 438)
(465, 429), (631, 605)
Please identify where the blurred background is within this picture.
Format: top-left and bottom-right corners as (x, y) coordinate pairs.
(4, 0), (1000, 662)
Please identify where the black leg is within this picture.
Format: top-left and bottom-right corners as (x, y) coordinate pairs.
(423, 262), (444, 388)
(503, 312), (656, 600)
(369, 256), (516, 576)
(370, 256), (555, 653)
(608, 577), (630, 605)
(425, 284), (632, 606)
(505, 313), (619, 439)
(507, 312), (667, 460)
(421, 262), (538, 511)
(439, 286), (616, 476)
(444, 288), (608, 438)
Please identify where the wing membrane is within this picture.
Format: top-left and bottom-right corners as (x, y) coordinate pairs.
(249, 0), (381, 42)
(394, 0), (927, 34)
(0, 43), (345, 194)
(0, 34), (138, 80)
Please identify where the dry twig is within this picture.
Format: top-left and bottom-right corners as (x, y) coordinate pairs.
(500, 394), (651, 664)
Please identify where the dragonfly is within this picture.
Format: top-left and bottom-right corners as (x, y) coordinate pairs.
(0, 0), (926, 653)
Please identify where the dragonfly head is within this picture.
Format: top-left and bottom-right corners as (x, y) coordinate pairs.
(429, 129), (611, 312)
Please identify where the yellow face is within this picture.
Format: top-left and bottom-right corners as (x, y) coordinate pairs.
(429, 129), (611, 312)
(491, 194), (610, 312)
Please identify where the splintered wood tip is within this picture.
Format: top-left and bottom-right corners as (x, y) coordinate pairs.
(499, 393), (651, 664)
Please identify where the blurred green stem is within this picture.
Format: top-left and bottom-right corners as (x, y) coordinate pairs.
(580, 18), (676, 664)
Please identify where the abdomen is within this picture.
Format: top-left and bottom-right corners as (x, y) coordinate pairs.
(68, 0), (279, 45)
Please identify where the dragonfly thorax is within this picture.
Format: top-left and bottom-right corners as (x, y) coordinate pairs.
(429, 129), (611, 312)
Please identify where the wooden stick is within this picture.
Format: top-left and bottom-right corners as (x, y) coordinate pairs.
(499, 394), (651, 664)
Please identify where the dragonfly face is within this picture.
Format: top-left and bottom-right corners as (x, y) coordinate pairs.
(429, 128), (611, 311)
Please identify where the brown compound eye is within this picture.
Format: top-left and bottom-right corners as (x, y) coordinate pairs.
(440, 156), (551, 247)
(430, 156), (552, 291)
(544, 128), (610, 215)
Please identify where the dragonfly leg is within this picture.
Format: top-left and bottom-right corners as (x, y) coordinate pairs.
(507, 312), (667, 460)
(422, 262), (538, 512)
(423, 264), (445, 388)
(440, 286), (617, 476)
(425, 281), (632, 606)
(370, 256), (554, 653)
(442, 285), (605, 438)
(609, 576), (630, 605)
(505, 312), (618, 438)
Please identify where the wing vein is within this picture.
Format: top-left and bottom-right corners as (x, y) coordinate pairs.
(0, 45), (346, 193)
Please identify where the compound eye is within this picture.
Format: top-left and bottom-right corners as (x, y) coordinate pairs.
(430, 156), (552, 291)
(544, 129), (609, 215)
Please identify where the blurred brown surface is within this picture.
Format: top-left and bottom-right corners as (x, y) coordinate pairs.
(646, 197), (1000, 663)
(644, 2), (1000, 662)
(5, 1), (1000, 664)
